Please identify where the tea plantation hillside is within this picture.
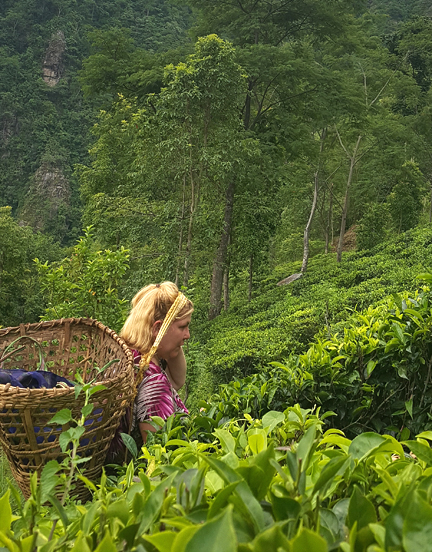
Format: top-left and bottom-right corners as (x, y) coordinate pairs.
(2, 1), (432, 549)
(195, 225), (432, 381)
(186, 225), (432, 441)
(2, 226), (432, 552)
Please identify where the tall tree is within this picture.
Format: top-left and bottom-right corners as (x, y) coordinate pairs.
(79, 36), (255, 304)
(180, 0), (366, 310)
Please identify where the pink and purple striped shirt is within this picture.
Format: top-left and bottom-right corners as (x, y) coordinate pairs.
(133, 350), (188, 422)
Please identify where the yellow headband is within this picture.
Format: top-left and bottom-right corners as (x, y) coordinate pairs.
(136, 291), (188, 387)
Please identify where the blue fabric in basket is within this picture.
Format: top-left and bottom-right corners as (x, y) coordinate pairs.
(0, 369), (73, 388)
(1, 370), (74, 444)
(1, 372), (105, 449)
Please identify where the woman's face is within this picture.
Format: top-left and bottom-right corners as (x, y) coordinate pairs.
(155, 314), (191, 360)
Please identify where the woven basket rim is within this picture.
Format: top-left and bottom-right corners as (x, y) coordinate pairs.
(0, 317), (127, 339)
(0, 317), (134, 393)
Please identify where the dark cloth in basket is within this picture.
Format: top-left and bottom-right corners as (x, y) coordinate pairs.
(0, 369), (74, 389)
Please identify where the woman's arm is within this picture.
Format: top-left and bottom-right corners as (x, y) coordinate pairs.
(165, 347), (186, 390)
(139, 421), (156, 443)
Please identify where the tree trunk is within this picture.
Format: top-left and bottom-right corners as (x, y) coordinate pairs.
(183, 164), (200, 287)
(243, 80), (253, 130)
(248, 254), (253, 301)
(301, 182), (317, 273)
(175, 176), (186, 287)
(183, 195), (194, 287)
(209, 180), (235, 320)
(325, 182), (333, 254)
(223, 235), (231, 311)
(301, 129), (326, 274)
(337, 134), (362, 263)
(223, 268), (230, 311)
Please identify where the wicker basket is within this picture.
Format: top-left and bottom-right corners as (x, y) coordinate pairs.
(0, 318), (134, 501)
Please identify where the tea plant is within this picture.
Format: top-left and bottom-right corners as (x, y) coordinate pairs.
(2, 406), (432, 551)
(291, 278), (432, 438)
(210, 277), (432, 440)
(198, 362), (314, 421)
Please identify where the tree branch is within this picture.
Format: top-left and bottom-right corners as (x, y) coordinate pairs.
(335, 126), (349, 158)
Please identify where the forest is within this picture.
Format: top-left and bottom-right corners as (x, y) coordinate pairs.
(2, 0), (432, 550)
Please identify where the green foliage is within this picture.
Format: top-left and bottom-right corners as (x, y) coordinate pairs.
(196, 363), (315, 422)
(387, 160), (426, 233)
(2, 405), (432, 550)
(357, 203), (390, 250)
(200, 225), (432, 382)
(0, 206), (63, 327)
(0, 0), (97, 241)
(293, 283), (432, 436)
(80, 35), (258, 291)
(0, 455), (20, 515)
(2, 0), (432, 283)
(186, 0), (363, 47)
(0, 0), (191, 244)
(36, 227), (129, 332)
(3, 3), (432, 546)
(206, 270), (432, 441)
(73, 0), (432, 321)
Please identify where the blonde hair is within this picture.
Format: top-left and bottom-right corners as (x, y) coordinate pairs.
(120, 281), (193, 356)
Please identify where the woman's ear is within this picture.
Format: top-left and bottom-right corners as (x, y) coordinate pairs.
(152, 320), (162, 339)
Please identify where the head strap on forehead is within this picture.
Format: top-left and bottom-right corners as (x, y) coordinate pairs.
(151, 292), (188, 350)
(135, 291), (188, 387)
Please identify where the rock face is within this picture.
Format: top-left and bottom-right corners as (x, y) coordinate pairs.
(42, 31), (66, 87)
(34, 163), (70, 207)
(19, 162), (71, 238)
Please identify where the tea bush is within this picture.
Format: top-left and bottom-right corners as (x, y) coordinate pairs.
(200, 225), (432, 385)
(2, 405), (432, 551)
(207, 277), (432, 440)
(290, 278), (432, 438)
(35, 227), (130, 333)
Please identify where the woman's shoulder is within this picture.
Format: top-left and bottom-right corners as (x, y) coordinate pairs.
(132, 350), (162, 374)
(146, 360), (163, 377)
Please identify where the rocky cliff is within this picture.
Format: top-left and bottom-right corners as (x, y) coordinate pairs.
(42, 31), (66, 87)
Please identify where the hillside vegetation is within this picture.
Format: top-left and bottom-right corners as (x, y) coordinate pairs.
(2, 0), (432, 325)
(2, 0), (432, 438)
(201, 225), (432, 378)
(2, 3), (432, 550)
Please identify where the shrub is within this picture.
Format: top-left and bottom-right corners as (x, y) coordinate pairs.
(35, 227), (129, 332)
(196, 225), (432, 388)
(281, 280), (432, 438)
(2, 405), (432, 551)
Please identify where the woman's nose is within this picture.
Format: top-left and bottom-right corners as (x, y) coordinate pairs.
(184, 327), (190, 340)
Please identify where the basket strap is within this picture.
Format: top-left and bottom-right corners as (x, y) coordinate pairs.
(63, 321), (71, 353)
(124, 291), (189, 459)
(134, 291), (189, 391)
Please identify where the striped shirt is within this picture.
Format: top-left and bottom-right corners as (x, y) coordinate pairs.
(133, 351), (188, 423)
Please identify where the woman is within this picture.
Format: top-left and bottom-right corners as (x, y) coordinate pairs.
(120, 281), (193, 443)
